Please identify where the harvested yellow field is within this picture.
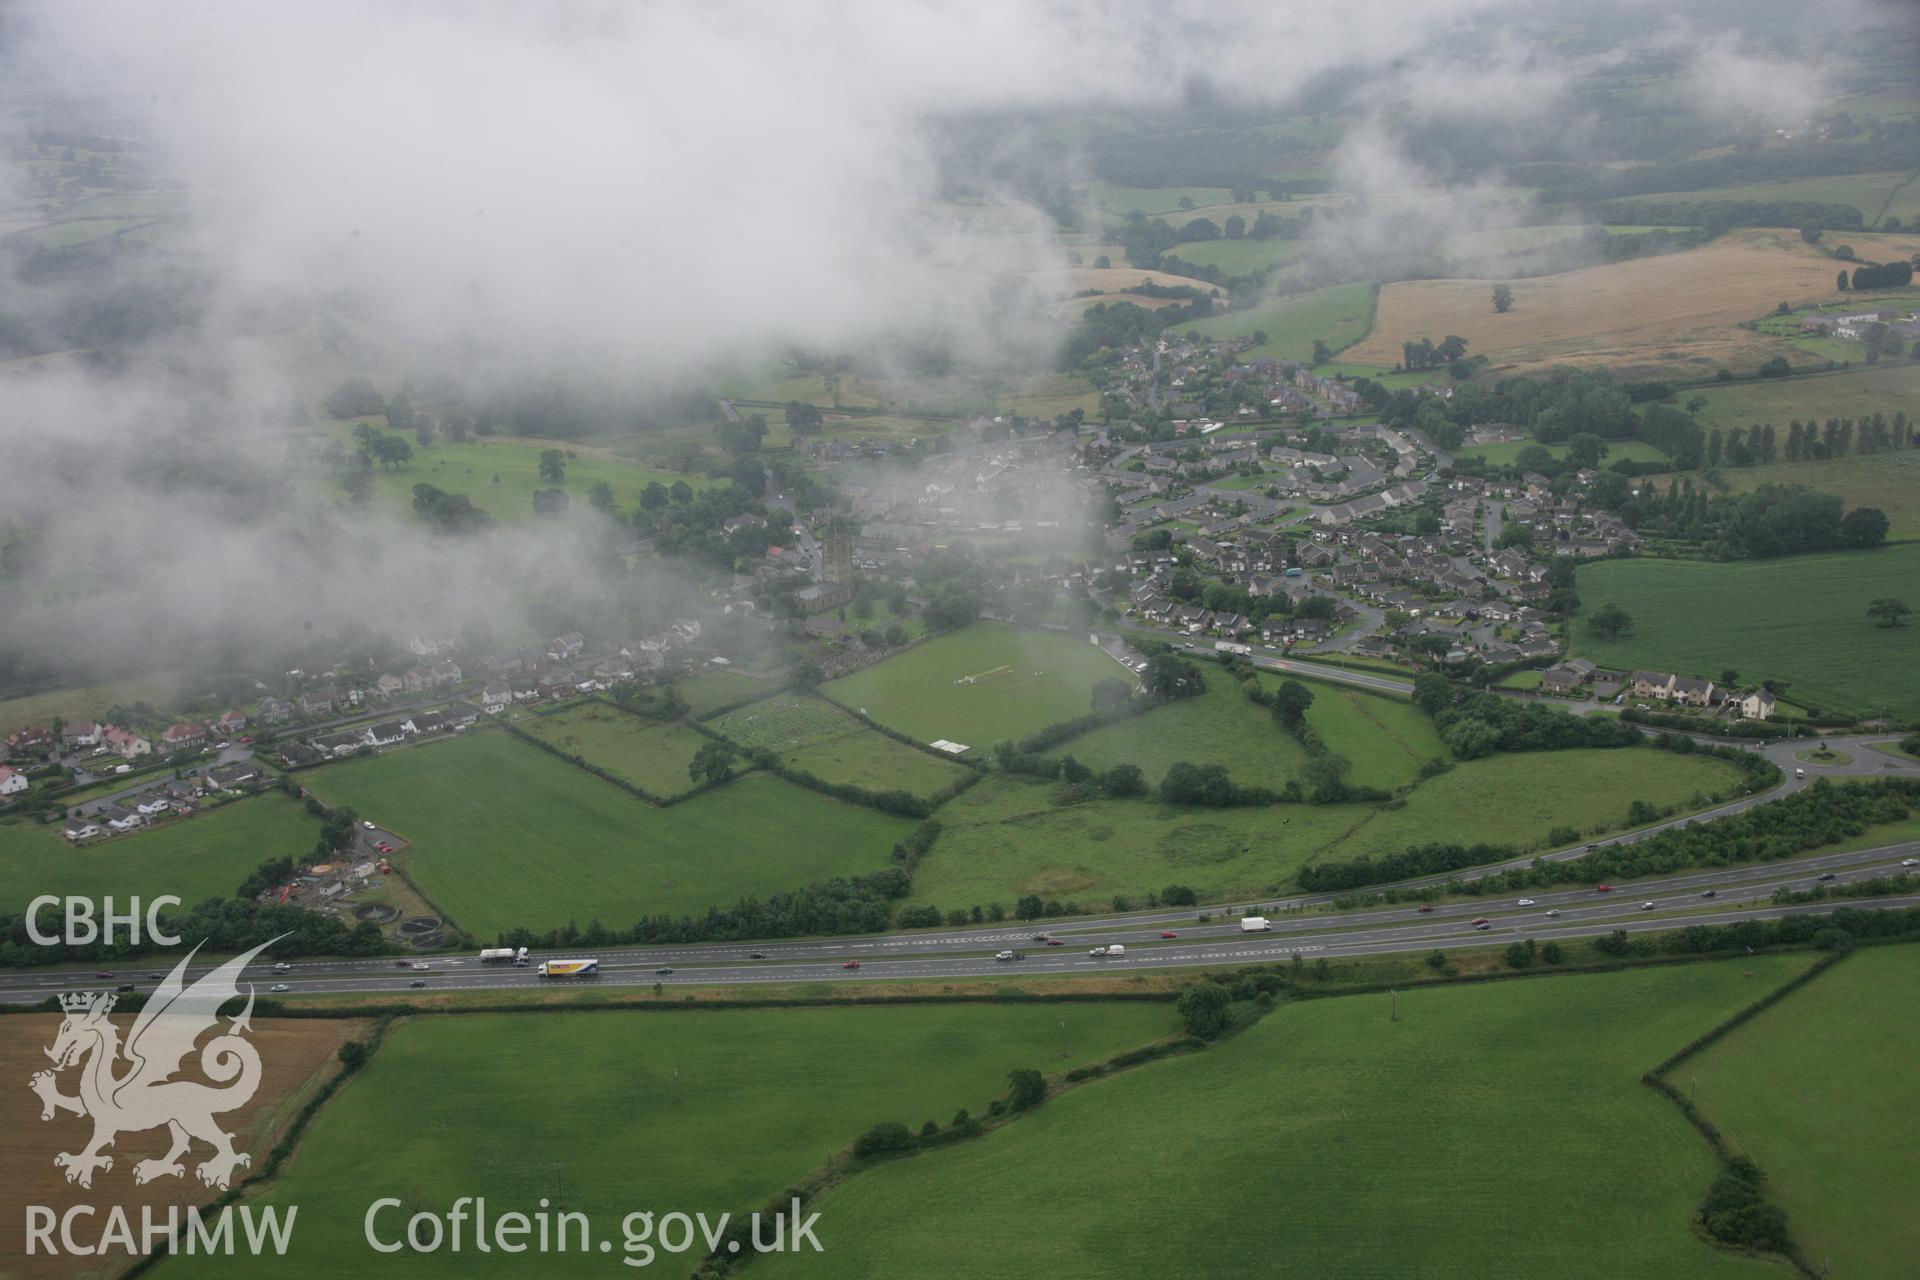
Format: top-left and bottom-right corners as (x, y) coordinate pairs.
(1347, 230), (1864, 378)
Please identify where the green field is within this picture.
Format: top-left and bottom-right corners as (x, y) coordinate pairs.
(821, 626), (1129, 755)
(178, 1002), (1178, 1277)
(289, 426), (714, 527)
(518, 703), (717, 797)
(1677, 361), (1920, 431)
(910, 746), (1744, 909)
(1454, 438), (1672, 467)
(1087, 182), (1237, 216)
(0, 671), (189, 737)
(1624, 171), (1920, 224)
(1682, 450), (1920, 540)
(1041, 669), (1439, 792)
(1165, 236), (1307, 274)
(299, 733), (916, 937)
(769, 956), (1809, 1280)
(711, 693), (971, 798)
(1184, 282), (1375, 363)
(1573, 547), (1920, 719)
(677, 668), (772, 717)
(0, 793), (318, 912)
(1688, 944), (1920, 1278)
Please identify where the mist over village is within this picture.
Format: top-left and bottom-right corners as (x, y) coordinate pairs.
(1, 2), (1917, 1277)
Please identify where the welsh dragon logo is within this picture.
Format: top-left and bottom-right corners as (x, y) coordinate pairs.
(30, 937), (283, 1190)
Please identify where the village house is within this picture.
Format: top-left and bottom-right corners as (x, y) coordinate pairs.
(214, 709), (248, 737)
(429, 658), (463, 687)
(481, 684), (513, 714)
(0, 765), (29, 797)
(4, 725), (55, 756)
(374, 673), (406, 700)
(61, 722), (102, 750)
(62, 816), (102, 843)
(408, 635), (458, 658)
(297, 688), (336, 717)
(101, 725), (153, 759)
(207, 761), (261, 791)
(547, 632), (587, 661)
(402, 666), (436, 695)
(102, 803), (143, 833)
(1538, 658), (1597, 695)
(1735, 689), (1777, 720)
(363, 719), (415, 748)
(160, 721), (206, 753)
(257, 697), (292, 724)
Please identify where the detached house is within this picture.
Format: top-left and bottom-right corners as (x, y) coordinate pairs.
(62, 816), (102, 843)
(160, 722), (206, 753)
(0, 765), (29, 797)
(1735, 689), (1777, 720)
(101, 725), (152, 759)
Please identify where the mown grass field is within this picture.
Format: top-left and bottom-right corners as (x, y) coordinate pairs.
(1625, 171), (1920, 224)
(1165, 236), (1307, 273)
(1573, 546), (1920, 719)
(1042, 669), (1439, 792)
(1453, 439), (1672, 467)
(518, 702), (717, 797)
(909, 746), (1743, 909)
(1677, 358), (1920, 431)
(299, 733), (916, 936)
(822, 626), (1129, 755)
(710, 693), (970, 799)
(0, 793), (319, 911)
(1185, 282), (1375, 363)
(183, 1003), (1179, 1277)
(1687, 944), (1920, 1278)
(767, 956), (1809, 1280)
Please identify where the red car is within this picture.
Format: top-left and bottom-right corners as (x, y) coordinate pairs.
(1470, 918), (1491, 930)
(395, 960), (415, 967)
(1596, 884), (1613, 893)
(1160, 930), (1179, 939)
(1416, 904), (1434, 913)
(842, 960), (861, 970)
(1045, 938), (1065, 946)
(94, 971), (114, 978)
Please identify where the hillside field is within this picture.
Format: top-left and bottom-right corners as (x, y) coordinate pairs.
(1677, 361), (1920, 431)
(518, 702), (716, 797)
(0, 1016), (369, 1280)
(1184, 282), (1374, 363)
(766, 956), (1809, 1280)
(299, 733), (916, 937)
(1688, 944), (1920, 1278)
(1621, 172), (1920, 225)
(1164, 236), (1307, 274)
(1454, 439), (1672, 468)
(909, 746), (1744, 908)
(0, 793), (320, 911)
(822, 625), (1131, 755)
(177, 1003), (1179, 1277)
(1346, 230), (1871, 379)
(1573, 546), (1920, 719)
(1666, 449), (1920, 540)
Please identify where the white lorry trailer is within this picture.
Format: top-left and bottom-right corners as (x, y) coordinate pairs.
(1240, 917), (1272, 933)
(1088, 944), (1127, 958)
(479, 947), (530, 965)
(539, 958), (600, 978)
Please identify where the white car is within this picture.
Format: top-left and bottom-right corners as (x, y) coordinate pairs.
(1544, 909), (1560, 918)
(272, 962), (291, 972)
(1516, 898), (1535, 907)
(1640, 901), (1655, 911)
(1903, 858), (1918, 868)
(269, 983), (290, 993)
(363, 820), (377, 830)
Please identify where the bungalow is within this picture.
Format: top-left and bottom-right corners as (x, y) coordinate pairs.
(160, 722), (206, 752)
(101, 725), (153, 759)
(0, 765), (28, 796)
(481, 684), (513, 714)
(62, 816), (102, 843)
(411, 711), (448, 734)
(133, 792), (174, 818)
(207, 761), (261, 790)
(442, 701), (480, 727)
(313, 730), (364, 758)
(102, 804), (143, 833)
(1735, 689), (1777, 720)
(1539, 662), (1592, 695)
(363, 720), (414, 748)
(277, 742), (325, 768)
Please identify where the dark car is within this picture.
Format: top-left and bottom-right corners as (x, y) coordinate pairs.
(1045, 938), (1065, 946)
(408, 979), (427, 988)
(748, 952), (767, 960)
(116, 983), (135, 993)
(1031, 933), (1050, 941)
(842, 960), (861, 969)
(1700, 889), (1717, 898)
(395, 960), (415, 967)
(655, 967), (674, 975)
(146, 972), (164, 980)
(1818, 873), (1837, 881)
(1416, 904), (1434, 913)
